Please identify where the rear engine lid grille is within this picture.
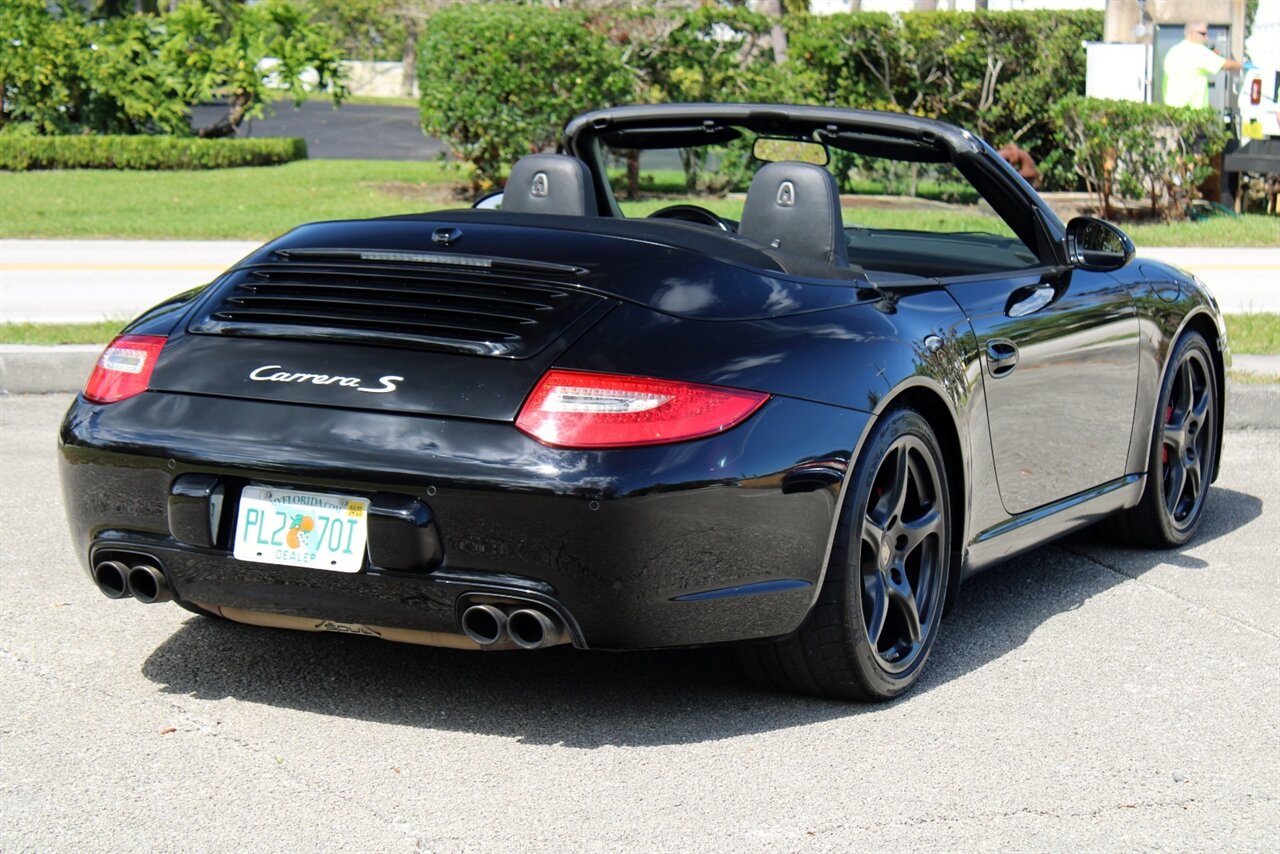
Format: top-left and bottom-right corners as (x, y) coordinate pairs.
(190, 250), (602, 358)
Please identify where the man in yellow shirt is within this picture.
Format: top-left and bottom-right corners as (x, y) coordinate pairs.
(1163, 20), (1245, 108)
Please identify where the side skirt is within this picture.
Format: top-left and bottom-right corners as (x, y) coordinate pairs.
(961, 474), (1145, 577)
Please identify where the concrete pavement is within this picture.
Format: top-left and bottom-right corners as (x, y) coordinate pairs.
(2, 393), (1277, 850)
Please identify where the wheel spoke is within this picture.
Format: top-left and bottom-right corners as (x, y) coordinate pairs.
(862, 516), (884, 553)
(900, 507), (941, 554)
(885, 448), (910, 522)
(1178, 362), (1194, 420)
(914, 561), (933, 616)
(1185, 455), (1202, 504)
(887, 573), (923, 644)
(863, 572), (889, 646)
(1188, 379), (1210, 434)
(1165, 460), (1186, 516)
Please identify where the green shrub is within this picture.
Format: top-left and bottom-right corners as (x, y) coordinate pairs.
(0, 135), (307, 170)
(417, 4), (632, 190)
(1051, 96), (1230, 221)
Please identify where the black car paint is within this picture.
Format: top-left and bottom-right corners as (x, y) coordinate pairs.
(60, 104), (1227, 653)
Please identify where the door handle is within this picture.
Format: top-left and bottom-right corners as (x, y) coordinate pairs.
(1006, 284), (1056, 318)
(986, 339), (1019, 378)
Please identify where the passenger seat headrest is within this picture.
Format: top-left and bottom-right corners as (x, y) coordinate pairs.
(501, 154), (598, 216)
(738, 161), (848, 268)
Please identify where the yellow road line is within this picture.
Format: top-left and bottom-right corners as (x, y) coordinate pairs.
(3, 262), (225, 272)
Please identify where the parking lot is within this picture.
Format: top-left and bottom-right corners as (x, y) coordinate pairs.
(1, 393), (1276, 851)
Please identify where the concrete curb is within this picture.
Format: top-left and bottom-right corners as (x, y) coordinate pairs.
(0, 345), (100, 395)
(4, 344), (1277, 429)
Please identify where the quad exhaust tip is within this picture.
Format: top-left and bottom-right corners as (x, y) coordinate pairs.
(127, 564), (172, 604)
(92, 560), (131, 599)
(459, 603), (564, 650)
(91, 556), (172, 604)
(460, 604), (508, 646)
(507, 608), (563, 650)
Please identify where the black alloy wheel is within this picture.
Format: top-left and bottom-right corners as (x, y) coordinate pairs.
(1111, 330), (1218, 548)
(858, 435), (946, 676)
(741, 408), (950, 701)
(1160, 346), (1214, 532)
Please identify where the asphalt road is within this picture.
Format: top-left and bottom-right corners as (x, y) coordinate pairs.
(188, 100), (446, 161)
(0, 394), (1277, 851)
(2, 240), (1277, 324)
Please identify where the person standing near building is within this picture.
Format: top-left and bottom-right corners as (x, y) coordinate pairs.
(1162, 20), (1246, 108)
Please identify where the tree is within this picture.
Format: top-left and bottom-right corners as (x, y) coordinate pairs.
(0, 0), (346, 137)
(418, 4), (632, 190)
(172, 0), (348, 137)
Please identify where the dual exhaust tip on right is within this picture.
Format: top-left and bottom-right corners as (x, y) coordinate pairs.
(92, 559), (172, 604)
(461, 603), (563, 650)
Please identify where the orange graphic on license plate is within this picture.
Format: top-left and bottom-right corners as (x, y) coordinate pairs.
(285, 514), (315, 549)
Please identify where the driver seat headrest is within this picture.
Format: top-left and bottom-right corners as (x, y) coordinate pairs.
(738, 161), (848, 268)
(502, 154), (598, 216)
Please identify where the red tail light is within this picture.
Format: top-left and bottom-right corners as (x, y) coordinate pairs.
(516, 369), (770, 449)
(1251, 77), (1262, 105)
(84, 335), (166, 404)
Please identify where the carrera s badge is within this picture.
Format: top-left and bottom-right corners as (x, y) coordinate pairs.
(248, 365), (403, 394)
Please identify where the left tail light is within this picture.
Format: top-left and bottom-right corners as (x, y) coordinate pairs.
(1251, 77), (1263, 105)
(83, 335), (167, 404)
(516, 369), (770, 449)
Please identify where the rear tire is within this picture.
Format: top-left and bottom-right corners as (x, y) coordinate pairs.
(1110, 330), (1218, 548)
(741, 408), (951, 701)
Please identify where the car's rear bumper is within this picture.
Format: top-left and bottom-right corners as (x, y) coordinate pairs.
(59, 392), (869, 649)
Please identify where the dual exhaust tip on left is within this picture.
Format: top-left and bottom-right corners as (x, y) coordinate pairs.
(92, 559), (172, 604)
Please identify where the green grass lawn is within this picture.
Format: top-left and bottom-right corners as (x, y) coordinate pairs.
(4, 160), (1279, 245)
(0, 321), (125, 345)
(1127, 214), (1280, 249)
(0, 160), (471, 240)
(1226, 313), (1280, 354)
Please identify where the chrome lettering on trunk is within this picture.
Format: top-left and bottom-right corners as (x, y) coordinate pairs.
(248, 365), (403, 394)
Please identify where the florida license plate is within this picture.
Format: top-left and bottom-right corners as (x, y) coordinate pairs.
(233, 486), (369, 573)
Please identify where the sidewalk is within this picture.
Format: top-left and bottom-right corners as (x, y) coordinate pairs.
(1, 239), (260, 323)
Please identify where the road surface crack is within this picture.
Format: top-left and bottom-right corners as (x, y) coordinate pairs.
(1058, 544), (1280, 641)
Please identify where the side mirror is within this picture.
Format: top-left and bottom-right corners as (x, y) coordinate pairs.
(473, 191), (503, 210)
(1065, 216), (1134, 271)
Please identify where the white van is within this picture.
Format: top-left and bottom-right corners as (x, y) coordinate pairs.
(1239, 9), (1279, 139)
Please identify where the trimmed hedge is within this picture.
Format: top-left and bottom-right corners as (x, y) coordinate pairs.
(0, 135), (308, 171)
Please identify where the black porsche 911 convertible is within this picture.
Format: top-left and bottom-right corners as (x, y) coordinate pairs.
(60, 103), (1227, 700)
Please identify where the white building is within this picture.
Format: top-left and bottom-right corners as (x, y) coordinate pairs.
(806, 1), (1106, 12)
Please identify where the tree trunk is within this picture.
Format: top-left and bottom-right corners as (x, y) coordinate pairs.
(759, 0), (788, 65)
(626, 149), (640, 200)
(196, 92), (252, 139)
(914, 0), (939, 10)
(401, 16), (423, 99)
(401, 36), (419, 98)
(974, 0), (989, 10)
